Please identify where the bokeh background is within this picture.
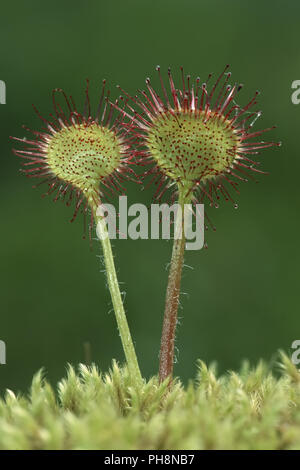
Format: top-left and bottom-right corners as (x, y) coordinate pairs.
(0, 0), (299, 393)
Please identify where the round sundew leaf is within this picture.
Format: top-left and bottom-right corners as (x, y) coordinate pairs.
(47, 123), (122, 197)
(147, 111), (238, 186)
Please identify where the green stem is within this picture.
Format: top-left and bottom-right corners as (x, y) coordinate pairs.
(159, 187), (191, 383)
(93, 204), (142, 384)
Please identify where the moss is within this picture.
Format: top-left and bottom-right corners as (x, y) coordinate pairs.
(0, 352), (299, 450)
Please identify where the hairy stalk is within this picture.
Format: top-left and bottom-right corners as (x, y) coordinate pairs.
(159, 188), (191, 383)
(93, 204), (142, 384)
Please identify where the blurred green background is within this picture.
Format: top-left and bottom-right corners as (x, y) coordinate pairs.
(0, 0), (299, 393)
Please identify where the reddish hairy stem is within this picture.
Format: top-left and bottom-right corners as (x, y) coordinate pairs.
(159, 189), (189, 383)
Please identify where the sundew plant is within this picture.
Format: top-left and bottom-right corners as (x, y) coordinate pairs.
(11, 81), (143, 383)
(118, 65), (280, 382)
(12, 66), (281, 384)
